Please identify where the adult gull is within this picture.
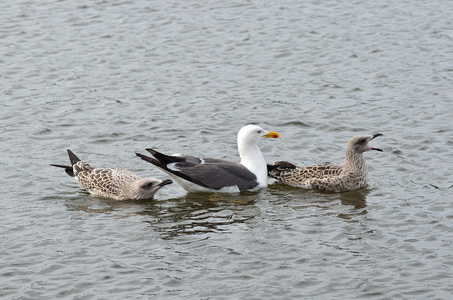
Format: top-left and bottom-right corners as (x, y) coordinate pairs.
(136, 124), (279, 193)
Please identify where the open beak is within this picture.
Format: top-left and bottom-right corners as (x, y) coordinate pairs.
(369, 134), (383, 152)
(370, 133), (383, 140)
(264, 131), (279, 139)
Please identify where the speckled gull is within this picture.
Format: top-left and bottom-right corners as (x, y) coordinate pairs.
(136, 125), (280, 193)
(51, 149), (173, 200)
(268, 134), (383, 192)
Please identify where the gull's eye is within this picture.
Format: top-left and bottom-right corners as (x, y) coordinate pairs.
(257, 130), (262, 134)
(358, 138), (366, 144)
(141, 182), (155, 189)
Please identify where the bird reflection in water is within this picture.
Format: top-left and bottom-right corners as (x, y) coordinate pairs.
(136, 192), (263, 239)
(269, 181), (369, 221)
(62, 185), (369, 239)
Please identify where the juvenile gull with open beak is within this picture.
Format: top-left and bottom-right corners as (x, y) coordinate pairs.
(268, 134), (383, 192)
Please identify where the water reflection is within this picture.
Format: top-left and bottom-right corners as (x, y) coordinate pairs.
(337, 189), (369, 209)
(138, 192), (263, 239)
(57, 185), (369, 239)
(269, 183), (369, 205)
(268, 182), (369, 221)
(58, 191), (264, 239)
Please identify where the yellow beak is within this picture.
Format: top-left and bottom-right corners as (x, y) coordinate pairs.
(264, 131), (279, 138)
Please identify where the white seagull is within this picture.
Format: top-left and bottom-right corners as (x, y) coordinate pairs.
(136, 124), (279, 193)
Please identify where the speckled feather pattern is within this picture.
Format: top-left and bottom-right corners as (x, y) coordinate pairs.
(268, 135), (382, 192)
(73, 161), (143, 200)
(50, 149), (173, 200)
(273, 163), (368, 192)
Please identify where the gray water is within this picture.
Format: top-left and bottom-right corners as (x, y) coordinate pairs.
(1, 0), (452, 299)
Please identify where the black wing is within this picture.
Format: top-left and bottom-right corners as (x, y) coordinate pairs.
(172, 160), (258, 191)
(136, 149), (258, 191)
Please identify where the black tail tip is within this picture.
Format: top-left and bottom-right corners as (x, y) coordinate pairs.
(50, 164), (75, 177)
(145, 148), (157, 155)
(66, 149), (81, 165)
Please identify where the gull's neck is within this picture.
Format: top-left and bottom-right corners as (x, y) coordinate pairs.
(238, 142), (267, 187)
(344, 148), (367, 175)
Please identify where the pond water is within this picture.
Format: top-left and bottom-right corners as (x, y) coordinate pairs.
(1, 0), (452, 299)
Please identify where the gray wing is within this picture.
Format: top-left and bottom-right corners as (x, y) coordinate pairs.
(171, 159), (259, 191)
(137, 150), (259, 191)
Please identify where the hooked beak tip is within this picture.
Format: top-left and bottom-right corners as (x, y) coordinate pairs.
(159, 179), (173, 186)
(371, 133), (383, 140)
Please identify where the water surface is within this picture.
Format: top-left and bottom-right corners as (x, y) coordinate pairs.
(1, 0), (452, 299)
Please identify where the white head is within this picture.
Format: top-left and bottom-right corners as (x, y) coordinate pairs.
(131, 178), (173, 200)
(237, 125), (279, 184)
(237, 124), (279, 148)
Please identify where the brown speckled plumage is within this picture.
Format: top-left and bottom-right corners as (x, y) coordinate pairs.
(268, 134), (383, 192)
(51, 150), (172, 200)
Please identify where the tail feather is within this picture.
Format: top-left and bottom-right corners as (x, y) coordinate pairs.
(268, 161), (297, 178)
(267, 164), (276, 173)
(272, 161), (297, 169)
(50, 164), (75, 177)
(136, 152), (162, 167)
(67, 149), (81, 166)
(51, 149), (82, 177)
(145, 148), (184, 164)
(138, 150), (208, 189)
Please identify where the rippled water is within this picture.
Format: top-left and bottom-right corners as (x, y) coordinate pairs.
(1, 0), (452, 299)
